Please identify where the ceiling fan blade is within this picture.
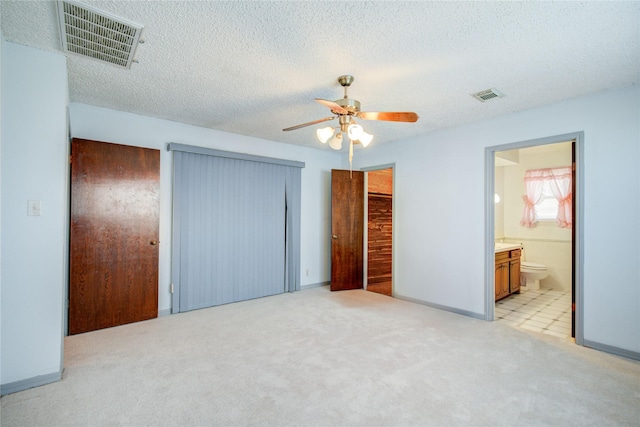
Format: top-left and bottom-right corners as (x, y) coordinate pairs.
(357, 111), (419, 122)
(315, 98), (349, 115)
(282, 116), (336, 132)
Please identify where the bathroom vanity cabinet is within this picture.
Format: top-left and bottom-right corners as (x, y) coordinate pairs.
(495, 248), (521, 301)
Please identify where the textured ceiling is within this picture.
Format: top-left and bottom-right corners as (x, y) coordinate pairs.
(1, 1), (639, 150)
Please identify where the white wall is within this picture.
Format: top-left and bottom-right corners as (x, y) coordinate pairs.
(69, 103), (342, 312)
(1, 43), (69, 387)
(356, 85), (640, 354)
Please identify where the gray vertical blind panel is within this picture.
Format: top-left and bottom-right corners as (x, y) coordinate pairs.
(170, 151), (184, 313)
(171, 148), (302, 313)
(285, 166), (302, 292)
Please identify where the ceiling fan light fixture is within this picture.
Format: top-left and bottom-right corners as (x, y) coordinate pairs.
(283, 75), (418, 159)
(316, 126), (334, 143)
(359, 131), (373, 147)
(329, 132), (343, 150)
(347, 123), (364, 141)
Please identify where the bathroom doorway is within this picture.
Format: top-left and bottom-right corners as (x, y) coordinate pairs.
(365, 167), (393, 297)
(487, 133), (582, 345)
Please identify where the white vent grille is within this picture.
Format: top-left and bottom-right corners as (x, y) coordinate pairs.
(57, 1), (143, 68)
(472, 88), (505, 102)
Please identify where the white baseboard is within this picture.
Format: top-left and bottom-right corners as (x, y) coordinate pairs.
(1, 370), (62, 396)
(300, 281), (329, 290)
(583, 339), (640, 361)
(394, 294), (486, 320)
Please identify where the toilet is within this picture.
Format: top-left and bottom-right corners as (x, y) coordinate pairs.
(520, 248), (549, 291)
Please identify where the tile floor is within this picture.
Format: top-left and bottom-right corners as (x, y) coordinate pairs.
(495, 287), (572, 339)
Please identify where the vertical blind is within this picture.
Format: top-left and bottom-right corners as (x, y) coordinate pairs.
(169, 143), (304, 313)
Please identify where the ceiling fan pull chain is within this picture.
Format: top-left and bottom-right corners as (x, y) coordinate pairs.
(349, 140), (354, 178)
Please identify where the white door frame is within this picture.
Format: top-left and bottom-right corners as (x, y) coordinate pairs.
(484, 132), (584, 346)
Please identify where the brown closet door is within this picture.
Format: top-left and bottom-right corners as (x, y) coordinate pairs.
(69, 139), (160, 335)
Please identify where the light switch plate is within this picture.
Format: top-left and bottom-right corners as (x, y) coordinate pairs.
(28, 200), (41, 216)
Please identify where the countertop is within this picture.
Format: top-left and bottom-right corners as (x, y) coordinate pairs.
(494, 242), (521, 253)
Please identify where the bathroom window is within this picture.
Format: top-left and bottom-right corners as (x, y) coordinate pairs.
(521, 166), (572, 228)
(534, 184), (559, 221)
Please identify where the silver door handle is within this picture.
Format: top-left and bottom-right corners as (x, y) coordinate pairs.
(332, 235), (338, 239)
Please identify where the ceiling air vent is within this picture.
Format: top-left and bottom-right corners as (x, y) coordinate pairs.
(472, 88), (505, 102)
(57, 0), (143, 68)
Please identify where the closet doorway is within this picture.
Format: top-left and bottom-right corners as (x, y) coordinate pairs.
(366, 168), (393, 297)
(169, 144), (304, 313)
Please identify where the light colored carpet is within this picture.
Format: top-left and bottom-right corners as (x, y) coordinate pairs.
(2, 287), (639, 426)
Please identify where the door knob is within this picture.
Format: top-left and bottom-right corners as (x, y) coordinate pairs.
(150, 240), (159, 245)
(332, 235), (338, 239)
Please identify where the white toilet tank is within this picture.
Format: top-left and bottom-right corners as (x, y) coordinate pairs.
(520, 248), (548, 270)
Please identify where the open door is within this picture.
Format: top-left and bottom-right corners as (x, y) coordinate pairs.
(69, 139), (160, 334)
(330, 169), (364, 291)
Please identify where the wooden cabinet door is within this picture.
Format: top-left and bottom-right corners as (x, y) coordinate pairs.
(510, 258), (521, 294)
(495, 263), (502, 300)
(500, 262), (510, 298)
(495, 250), (511, 301)
(495, 262), (509, 301)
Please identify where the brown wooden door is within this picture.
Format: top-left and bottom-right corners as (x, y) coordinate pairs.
(331, 169), (364, 291)
(69, 139), (160, 335)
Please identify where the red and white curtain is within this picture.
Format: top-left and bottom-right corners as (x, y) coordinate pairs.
(520, 166), (572, 228)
